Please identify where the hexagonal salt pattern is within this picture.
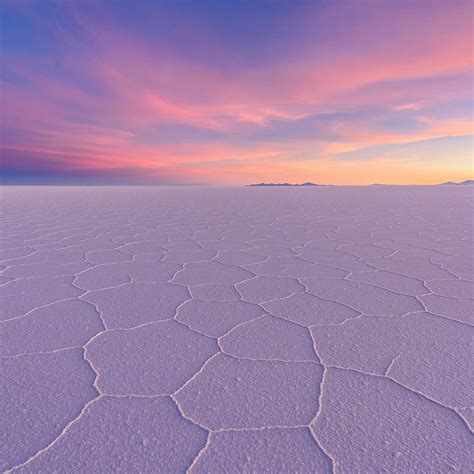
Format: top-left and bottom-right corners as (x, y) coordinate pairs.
(1, 185), (472, 472)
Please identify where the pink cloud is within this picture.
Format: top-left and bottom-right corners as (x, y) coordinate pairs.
(2, 0), (472, 184)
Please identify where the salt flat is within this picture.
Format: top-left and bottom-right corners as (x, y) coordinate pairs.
(1, 185), (472, 472)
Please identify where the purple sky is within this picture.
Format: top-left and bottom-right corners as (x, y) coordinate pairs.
(1, 0), (473, 184)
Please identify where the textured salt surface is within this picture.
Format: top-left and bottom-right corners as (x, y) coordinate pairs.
(0, 185), (472, 473)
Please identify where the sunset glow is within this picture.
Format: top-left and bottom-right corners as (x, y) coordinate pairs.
(1, 0), (473, 185)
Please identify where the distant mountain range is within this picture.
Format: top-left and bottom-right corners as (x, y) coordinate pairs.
(247, 182), (326, 187)
(246, 180), (474, 187)
(439, 180), (474, 185)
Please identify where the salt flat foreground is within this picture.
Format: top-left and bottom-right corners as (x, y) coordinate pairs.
(1, 185), (472, 473)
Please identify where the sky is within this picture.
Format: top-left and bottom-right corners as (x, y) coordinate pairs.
(1, 0), (473, 185)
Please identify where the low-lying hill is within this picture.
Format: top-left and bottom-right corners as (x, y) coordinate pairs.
(247, 182), (325, 187)
(440, 180), (474, 185)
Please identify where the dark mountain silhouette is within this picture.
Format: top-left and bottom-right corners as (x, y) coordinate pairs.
(247, 182), (325, 187)
(440, 180), (474, 185)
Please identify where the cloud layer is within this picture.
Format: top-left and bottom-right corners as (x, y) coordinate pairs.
(1, 0), (472, 184)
